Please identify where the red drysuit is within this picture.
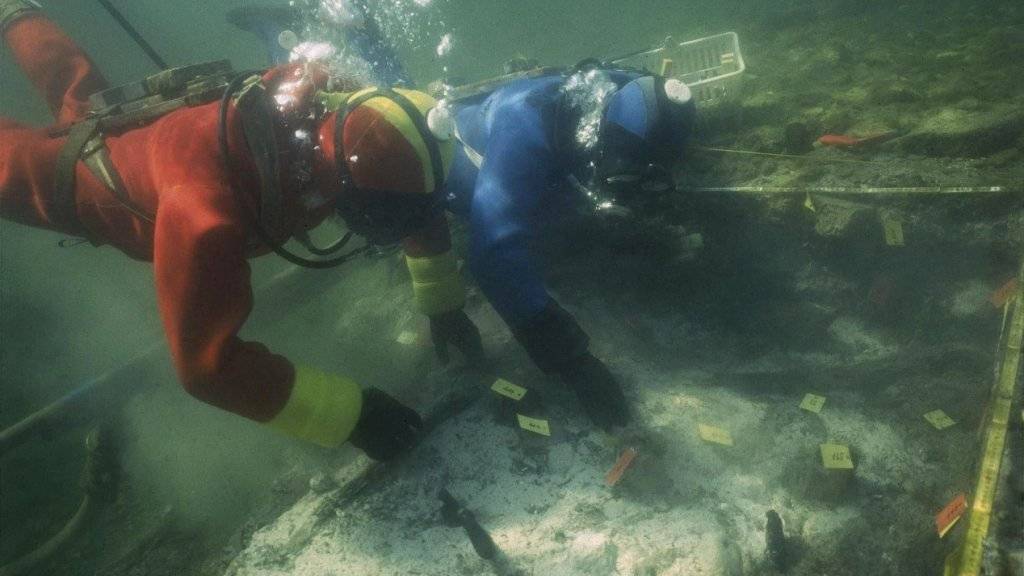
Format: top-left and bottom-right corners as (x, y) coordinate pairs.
(0, 14), (457, 445)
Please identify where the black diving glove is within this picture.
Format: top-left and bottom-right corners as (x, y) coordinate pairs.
(557, 353), (631, 431)
(429, 309), (484, 366)
(348, 388), (423, 461)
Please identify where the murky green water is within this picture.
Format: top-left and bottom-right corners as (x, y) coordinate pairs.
(2, 1), (1021, 574)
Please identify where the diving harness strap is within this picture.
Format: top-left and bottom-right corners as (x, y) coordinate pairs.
(52, 61), (236, 240)
(53, 120), (156, 240)
(81, 136), (154, 224)
(53, 118), (102, 237)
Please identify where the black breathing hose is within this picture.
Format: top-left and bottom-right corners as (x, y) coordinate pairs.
(297, 231), (355, 256)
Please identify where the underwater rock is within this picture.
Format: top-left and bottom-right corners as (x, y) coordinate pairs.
(828, 316), (898, 361)
(895, 105), (1024, 158)
(308, 472), (336, 495)
(547, 442), (575, 475)
(868, 84), (921, 105)
(978, 147), (1022, 169)
(654, 534), (734, 576)
(438, 489), (497, 560)
(783, 122), (816, 154)
(946, 281), (992, 318)
(567, 531), (618, 574)
(811, 198), (871, 239)
(832, 85), (871, 107)
(720, 538), (744, 576)
(821, 44), (852, 67)
(1006, 549), (1024, 576)
(633, 563), (658, 576)
(737, 91), (788, 126)
(800, 508), (871, 561)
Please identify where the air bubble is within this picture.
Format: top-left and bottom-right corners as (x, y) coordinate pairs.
(278, 30), (300, 51)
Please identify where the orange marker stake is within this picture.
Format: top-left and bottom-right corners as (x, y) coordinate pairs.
(990, 278), (1019, 308)
(605, 447), (638, 487)
(935, 493), (967, 537)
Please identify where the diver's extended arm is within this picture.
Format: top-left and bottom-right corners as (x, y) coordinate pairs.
(466, 134), (552, 328)
(403, 212), (483, 365)
(467, 106), (630, 430)
(469, 156), (630, 430)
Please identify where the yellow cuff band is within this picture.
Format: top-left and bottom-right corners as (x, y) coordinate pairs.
(266, 365), (363, 447)
(406, 251), (465, 316)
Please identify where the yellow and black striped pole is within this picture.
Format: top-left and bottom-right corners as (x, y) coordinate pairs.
(945, 249), (1024, 576)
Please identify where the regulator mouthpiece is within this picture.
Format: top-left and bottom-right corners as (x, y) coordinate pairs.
(278, 29), (300, 52)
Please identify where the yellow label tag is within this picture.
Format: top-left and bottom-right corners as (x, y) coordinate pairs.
(820, 443), (854, 469)
(517, 414), (551, 436)
(491, 379), (527, 401)
(396, 331), (418, 345)
(698, 424), (734, 446)
(804, 192), (816, 212)
(924, 409), (956, 430)
(799, 393), (826, 413)
(882, 215), (905, 246)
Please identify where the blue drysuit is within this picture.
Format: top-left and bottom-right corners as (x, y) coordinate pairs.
(441, 73), (642, 327)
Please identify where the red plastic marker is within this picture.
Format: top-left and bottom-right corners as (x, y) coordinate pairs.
(935, 493), (967, 537)
(605, 447), (638, 487)
(990, 278), (1019, 308)
(817, 131), (899, 148)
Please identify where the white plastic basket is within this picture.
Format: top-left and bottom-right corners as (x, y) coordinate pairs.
(613, 32), (746, 105)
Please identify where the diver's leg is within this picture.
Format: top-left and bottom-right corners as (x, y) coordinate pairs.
(1, 1), (108, 124)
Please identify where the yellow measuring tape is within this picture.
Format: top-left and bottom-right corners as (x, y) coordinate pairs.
(945, 256), (1024, 576)
(690, 185), (1009, 195)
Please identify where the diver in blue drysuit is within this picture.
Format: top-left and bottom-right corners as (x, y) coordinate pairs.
(231, 2), (697, 431)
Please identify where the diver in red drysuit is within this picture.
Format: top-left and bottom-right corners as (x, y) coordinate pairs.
(0, 1), (481, 459)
